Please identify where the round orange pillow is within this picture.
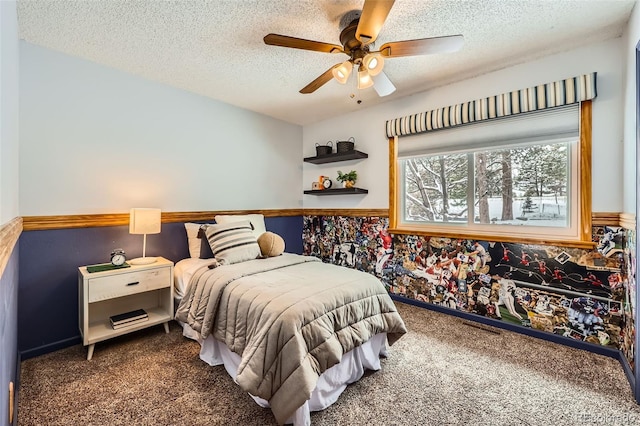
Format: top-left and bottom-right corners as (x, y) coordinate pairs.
(257, 232), (285, 257)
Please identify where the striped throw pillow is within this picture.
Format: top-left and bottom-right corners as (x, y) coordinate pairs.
(204, 220), (261, 266)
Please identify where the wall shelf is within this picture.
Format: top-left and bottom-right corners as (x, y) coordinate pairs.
(304, 187), (369, 196)
(303, 150), (368, 164)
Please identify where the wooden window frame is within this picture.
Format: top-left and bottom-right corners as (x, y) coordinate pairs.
(389, 100), (593, 249)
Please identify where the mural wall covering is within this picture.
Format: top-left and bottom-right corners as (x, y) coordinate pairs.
(621, 228), (636, 373)
(302, 216), (636, 373)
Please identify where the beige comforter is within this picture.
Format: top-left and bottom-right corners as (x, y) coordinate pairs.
(175, 253), (406, 424)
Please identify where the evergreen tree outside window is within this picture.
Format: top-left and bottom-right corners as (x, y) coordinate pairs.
(401, 141), (571, 227)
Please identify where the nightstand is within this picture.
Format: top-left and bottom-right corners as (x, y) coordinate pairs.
(78, 257), (174, 360)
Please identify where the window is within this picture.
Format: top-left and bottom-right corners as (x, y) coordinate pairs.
(390, 102), (592, 246)
(401, 139), (573, 226)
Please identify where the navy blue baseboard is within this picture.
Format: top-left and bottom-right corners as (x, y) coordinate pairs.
(390, 294), (621, 359)
(20, 336), (81, 361)
(618, 350), (637, 400)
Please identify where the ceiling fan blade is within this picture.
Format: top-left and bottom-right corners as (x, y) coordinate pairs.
(300, 65), (340, 94)
(356, 0), (395, 44)
(372, 71), (396, 97)
(379, 35), (464, 58)
(264, 34), (344, 54)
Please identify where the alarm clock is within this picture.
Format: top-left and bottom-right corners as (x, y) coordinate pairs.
(322, 177), (333, 189)
(110, 248), (126, 266)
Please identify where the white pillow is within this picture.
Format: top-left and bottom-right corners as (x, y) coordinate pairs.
(214, 214), (266, 239)
(184, 222), (213, 258)
(205, 220), (261, 266)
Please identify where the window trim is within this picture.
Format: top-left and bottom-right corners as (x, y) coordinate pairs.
(388, 100), (594, 249)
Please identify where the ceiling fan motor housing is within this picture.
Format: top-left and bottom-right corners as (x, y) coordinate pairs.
(340, 19), (370, 62)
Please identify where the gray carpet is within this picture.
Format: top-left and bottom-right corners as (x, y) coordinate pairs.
(18, 302), (640, 425)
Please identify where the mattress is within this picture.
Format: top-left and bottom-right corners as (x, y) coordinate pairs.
(173, 257), (212, 300)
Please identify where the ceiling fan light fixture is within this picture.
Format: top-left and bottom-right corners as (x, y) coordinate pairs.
(362, 53), (384, 76)
(372, 71), (396, 97)
(357, 66), (374, 89)
(332, 61), (353, 84)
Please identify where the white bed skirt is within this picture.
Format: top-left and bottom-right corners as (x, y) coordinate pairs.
(179, 321), (388, 426)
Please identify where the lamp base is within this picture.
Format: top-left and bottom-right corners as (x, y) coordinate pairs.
(129, 256), (157, 265)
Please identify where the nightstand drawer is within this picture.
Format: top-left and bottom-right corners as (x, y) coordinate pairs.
(88, 267), (171, 302)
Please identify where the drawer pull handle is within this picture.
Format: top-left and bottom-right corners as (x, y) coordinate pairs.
(126, 281), (140, 286)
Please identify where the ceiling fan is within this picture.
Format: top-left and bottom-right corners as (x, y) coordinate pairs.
(263, 0), (463, 97)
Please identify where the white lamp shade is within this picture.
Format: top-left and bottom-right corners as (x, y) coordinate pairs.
(362, 53), (384, 76)
(332, 61), (353, 84)
(129, 208), (161, 235)
(372, 71), (396, 97)
(357, 67), (374, 89)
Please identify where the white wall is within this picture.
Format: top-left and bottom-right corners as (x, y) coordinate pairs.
(303, 37), (625, 211)
(19, 42), (303, 215)
(1, 1), (20, 223)
(623, 3), (640, 214)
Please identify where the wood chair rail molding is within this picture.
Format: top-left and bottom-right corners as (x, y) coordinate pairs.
(22, 210), (302, 230)
(21, 209), (389, 230)
(20, 210), (633, 231)
(619, 213), (636, 230)
(6, 210), (634, 277)
(0, 217), (23, 278)
(592, 212), (627, 227)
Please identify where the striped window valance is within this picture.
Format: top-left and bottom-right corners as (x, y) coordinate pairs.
(385, 72), (597, 138)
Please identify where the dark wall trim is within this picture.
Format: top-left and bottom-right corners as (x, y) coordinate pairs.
(620, 349), (637, 401)
(20, 336), (81, 361)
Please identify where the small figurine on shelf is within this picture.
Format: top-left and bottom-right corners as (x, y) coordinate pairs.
(337, 170), (357, 188)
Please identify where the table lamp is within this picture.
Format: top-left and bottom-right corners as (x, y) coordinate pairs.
(129, 208), (161, 265)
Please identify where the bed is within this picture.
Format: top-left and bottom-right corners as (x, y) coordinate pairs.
(173, 219), (407, 425)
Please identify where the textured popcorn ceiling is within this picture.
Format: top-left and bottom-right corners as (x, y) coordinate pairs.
(16, 0), (635, 126)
